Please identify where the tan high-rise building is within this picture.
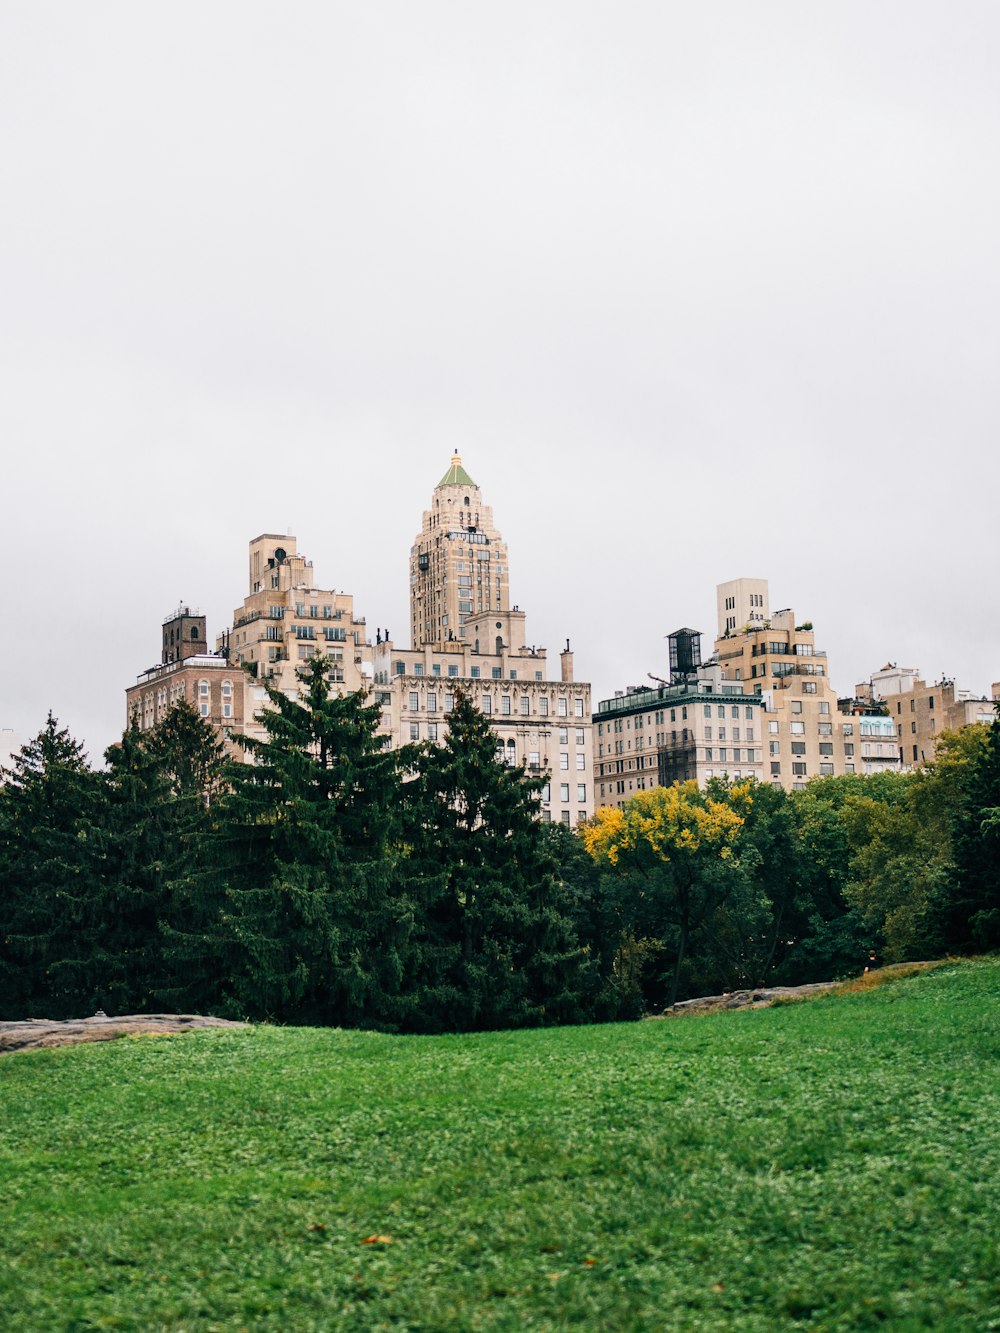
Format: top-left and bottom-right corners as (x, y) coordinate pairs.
(220, 533), (374, 745)
(858, 665), (1000, 769)
(410, 452), (511, 648)
(125, 462), (593, 821)
(593, 580), (903, 806)
(713, 581), (900, 787)
(378, 455), (594, 824)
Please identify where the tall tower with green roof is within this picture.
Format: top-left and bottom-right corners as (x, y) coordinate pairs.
(410, 452), (511, 648)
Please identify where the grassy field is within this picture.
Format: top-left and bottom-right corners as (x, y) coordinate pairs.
(1, 961), (998, 1332)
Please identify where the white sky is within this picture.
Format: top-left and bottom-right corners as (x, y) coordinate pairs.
(2, 2), (998, 761)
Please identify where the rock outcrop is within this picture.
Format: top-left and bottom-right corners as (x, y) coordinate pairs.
(0, 1013), (246, 1055)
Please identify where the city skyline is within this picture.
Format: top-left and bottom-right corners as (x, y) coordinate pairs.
(2, 3), (998, 757)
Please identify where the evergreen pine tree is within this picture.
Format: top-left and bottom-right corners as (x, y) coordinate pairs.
(129, 701), (230, 1015)
(0, 715), (106, 1018)
(212, 658), (409, 1024)
(99, 705), (226, 1014)
(402, 689), (591, 1031)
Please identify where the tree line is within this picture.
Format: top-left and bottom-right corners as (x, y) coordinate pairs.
(1, 661), (997, 1028)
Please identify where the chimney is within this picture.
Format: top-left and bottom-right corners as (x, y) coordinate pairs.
(561, 639), (574, 683)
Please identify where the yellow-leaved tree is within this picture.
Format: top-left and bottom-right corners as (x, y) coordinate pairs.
(582, 781), (752, 1008)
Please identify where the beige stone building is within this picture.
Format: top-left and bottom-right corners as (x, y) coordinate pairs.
(712, 579), (900, 787)
(125, 604), (246, 750)
(219, 533), (374, 745)
(375, 453), (594, 824)
(858, 665), (1000, 768)
(593, 580), (903, 805)
(410, 453), (511, 648)
(125, 459), (593, 821)
(594, 655), (766, 808)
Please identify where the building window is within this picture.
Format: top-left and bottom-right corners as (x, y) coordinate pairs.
(410, 723), (419, 741)
(471, 666), (480, 678)
(560, 753), (569, 770)
(428, 723), (438, 742)
(791, 722), (805, 735)
(492, 667), (502, 680)
(199, 702), (209, 717)
(501, 695), (512, 715)
(199, 680), (209, 697)
(576, 753), (585, 770)
(427, 693), (437, 712)
(222, 703), (232, 719)
(539, 698), (549, 716)
(445, 694), (455, 712)
(408, 692), (419, 710)
(520, 696), (530, 715)
(792, 762), (807, 776)
(482, 695), (492, 714)
(560, 783), (570, 803)
(577, 784), (587, 803)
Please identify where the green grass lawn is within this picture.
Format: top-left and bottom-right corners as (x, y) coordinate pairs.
(1, 961), (998, 1332)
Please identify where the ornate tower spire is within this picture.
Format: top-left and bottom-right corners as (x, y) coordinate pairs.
(409, 456), (510, 648)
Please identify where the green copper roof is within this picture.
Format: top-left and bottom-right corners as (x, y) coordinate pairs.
(438, 452), (475, 487)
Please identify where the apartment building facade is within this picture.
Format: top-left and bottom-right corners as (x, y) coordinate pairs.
(125, 456), (593, 820)
(125, 603), (246, 748)
(592, 580), (902, 807)
(594, 667), (766, 809)
(859, 665), (1000, 769)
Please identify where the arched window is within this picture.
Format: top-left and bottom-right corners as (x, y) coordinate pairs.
(190, 626), (199, 640)
(495, 636), (503, 654)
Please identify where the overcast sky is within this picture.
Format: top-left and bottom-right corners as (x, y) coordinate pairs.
(2, 2), (998, 761)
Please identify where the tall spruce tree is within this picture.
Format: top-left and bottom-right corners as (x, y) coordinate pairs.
(103, 704), (226, 1013)
(0, 715), (106, 1018)
(210, 659), (410, 1024)
(402, 689), (591, 1031)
